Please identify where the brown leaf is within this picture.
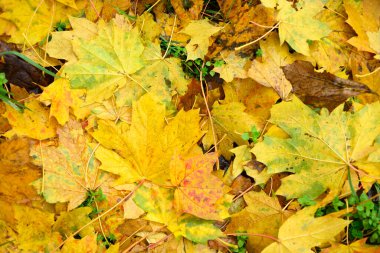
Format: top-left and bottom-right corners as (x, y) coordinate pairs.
(170, 0), (204, 23)
(282, 60), (374, 110)
(0, 41), (53, 92)
(209, 4), (276, 56)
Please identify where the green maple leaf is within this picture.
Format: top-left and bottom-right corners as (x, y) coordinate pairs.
(252, 96), (380, 199)
(63, 20), (145, 103)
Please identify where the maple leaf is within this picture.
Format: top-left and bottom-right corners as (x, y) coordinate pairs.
(39, 78), (89, 125)
(223, 80), (279, 130)
(308, 2), (353, 75)
(62, 18), (144, 103)
(0, 138), (42, 207)
(344, 0), (380, 54)
(203, 100), (257, 159)
(61, 235), (98, 253)
(14, 205), (62, 252)
(31, 119), (112, 210)
(2, 100), (57, 140)
(53, 207), (94, 239)
(93, 94), (204, 185)
(262, 206), (350, 253)
(133, 184), (224, 244)
(226, 191), (293, 253)
(323, 238), (380, 253)
(213, 51), (248, 82)
(0, 0), (80, 44)
(252, 96), (380, 199)
(46, 16), (98, 62)
(131, 42), (189, 104)
(90, 96), (132, 123)
(247, 33), (296, 99)
(170, 153), (225, 220)
(264, 0), (331, 56)
(179, 19), (222, 60)
(223, 145), (251, 185)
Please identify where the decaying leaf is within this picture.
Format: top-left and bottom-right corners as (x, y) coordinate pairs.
(171, 153), (225, 220)
(282, 61), (373, 110)
(133, 184), (224, 244)
(30, 119), (110, 210)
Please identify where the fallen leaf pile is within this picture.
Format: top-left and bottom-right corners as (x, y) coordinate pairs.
(0, 0), (379, 252)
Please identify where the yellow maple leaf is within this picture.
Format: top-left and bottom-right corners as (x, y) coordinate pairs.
(309, 2), (353, 74)
(94, 94), (203, 185)
(226, 191), (293, 253)
(203, 101), (256, 159)
(0, 0), (80, 45)
(247, 33), (296, 100)
(322, 238), (380, 253)
(46, 16), (98, 62)
(133, 184), (224, 243)
(344, 0), (380, 54)
(53, 207), (94, 239)
(179, 19), (222, 60)
(2, 100), (57, 140)
(281, 0), (331, 55)
(61, 235), (98, 253)
(0, 138), (42, 206)
(262, 206), (350, 253)
(39, 78), (88, 125)
(14, 205), (62, 252)
(63, 18), (143, 103)
(213, 51), (248, 82)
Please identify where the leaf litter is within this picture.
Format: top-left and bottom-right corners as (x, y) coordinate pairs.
(0, 0), (379, 252)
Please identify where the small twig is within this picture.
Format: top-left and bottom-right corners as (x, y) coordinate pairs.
(198, 63), (219, 168)
(162, 15), (177, 59)
(235, 23), (280, 51)
(144, 0), (161, 13)
(249, 20), (275, 29)
(233, 183), (255, 201)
